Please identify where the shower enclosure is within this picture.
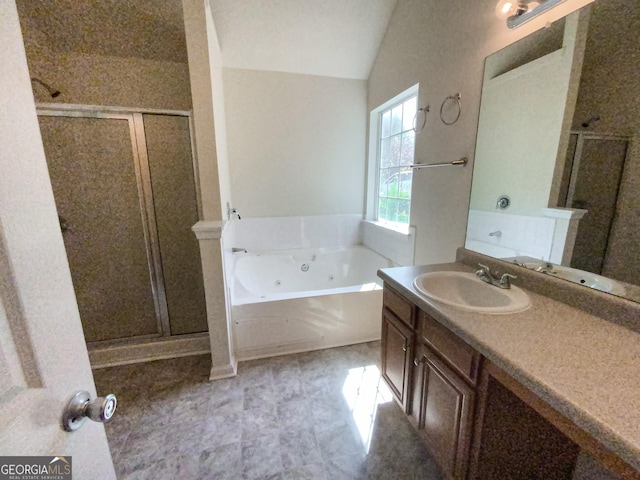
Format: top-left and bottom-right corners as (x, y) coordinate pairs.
(37, 105), (208, 350)
(560, 132), (630, 278)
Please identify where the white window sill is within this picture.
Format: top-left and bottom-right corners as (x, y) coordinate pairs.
(363, 220), (413, 236)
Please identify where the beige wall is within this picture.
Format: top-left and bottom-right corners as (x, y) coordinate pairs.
(25, 53), (192, 110)
(368, 0), (593, 265)
(223, 68), (367, 218)
(18, 2), (192, 110)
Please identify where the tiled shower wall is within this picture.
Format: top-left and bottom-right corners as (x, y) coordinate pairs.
(222, 214), (416, 267)
(466, 210), (556, 260)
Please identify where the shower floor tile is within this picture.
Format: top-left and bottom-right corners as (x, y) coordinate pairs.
(94, 341), (444, 480)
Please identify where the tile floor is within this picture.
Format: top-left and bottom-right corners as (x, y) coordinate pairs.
(93, 341), (443, 479)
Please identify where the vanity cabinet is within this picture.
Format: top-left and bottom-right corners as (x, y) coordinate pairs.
(381, 287), (415, 411)
(382, 285), (479, 479)
(380, 280), (640, 480)
(414, 344), (475, 479)
(412, 311), (480, 480)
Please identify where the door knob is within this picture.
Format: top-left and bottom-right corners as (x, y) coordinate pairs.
(61, 390), (117, 432)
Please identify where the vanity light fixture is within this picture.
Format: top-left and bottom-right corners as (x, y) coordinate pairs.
(495, 0), (566, 28)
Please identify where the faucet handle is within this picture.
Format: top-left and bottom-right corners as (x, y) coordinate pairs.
(477, 263), (492, 275)
(499, 273), (517, 288)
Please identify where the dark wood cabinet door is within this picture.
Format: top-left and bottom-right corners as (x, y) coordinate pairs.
(381, 308), (414, 411)
(419, 347), (475, 480)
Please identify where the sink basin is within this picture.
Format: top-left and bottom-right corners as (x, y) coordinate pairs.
(413, 271), (531, 314)
(521, 262), (626, 296)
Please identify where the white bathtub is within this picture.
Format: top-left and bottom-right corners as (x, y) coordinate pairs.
(230, 246), (392, 360)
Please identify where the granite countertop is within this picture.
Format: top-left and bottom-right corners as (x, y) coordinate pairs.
(378, 262), (640, 472)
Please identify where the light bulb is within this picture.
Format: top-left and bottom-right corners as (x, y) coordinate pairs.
(496, 0), (534, 19)
(495, 0), (516, 18)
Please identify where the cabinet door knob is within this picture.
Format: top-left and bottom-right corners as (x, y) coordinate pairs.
(402, 343), (409, 352)
(413, 355), (427, 366)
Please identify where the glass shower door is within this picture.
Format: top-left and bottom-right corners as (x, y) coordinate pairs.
(565, 135), (628, 275)
(38, 115), (161, 343)
(143, 114), (208, 335)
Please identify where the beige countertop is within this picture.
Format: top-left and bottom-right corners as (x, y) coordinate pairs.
(378, 262), (640, 472)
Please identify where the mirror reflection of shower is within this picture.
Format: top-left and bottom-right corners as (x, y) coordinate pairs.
(30, 77), (61, 98)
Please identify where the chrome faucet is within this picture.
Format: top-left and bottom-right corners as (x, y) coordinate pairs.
(476, 264), (517, 289)
(226, 202), (242, 220)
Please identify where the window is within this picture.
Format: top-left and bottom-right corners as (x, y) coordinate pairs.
(369, 88), (417, 228)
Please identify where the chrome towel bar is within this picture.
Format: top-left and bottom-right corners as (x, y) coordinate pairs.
(410, 157), (468, 169)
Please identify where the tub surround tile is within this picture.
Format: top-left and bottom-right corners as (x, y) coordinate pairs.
(94, 343), (445, 480)
(229, 214), (363, 252)
(362, 220), (416, 267)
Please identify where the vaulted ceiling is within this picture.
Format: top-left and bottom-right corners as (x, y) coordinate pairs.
(208, 0), (398, 79)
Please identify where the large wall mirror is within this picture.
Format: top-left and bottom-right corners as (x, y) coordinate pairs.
(466, 0), (640, 303)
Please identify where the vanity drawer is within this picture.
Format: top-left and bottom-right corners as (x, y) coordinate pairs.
(419, 311), (480, 385)
(383, 285), (414, 328)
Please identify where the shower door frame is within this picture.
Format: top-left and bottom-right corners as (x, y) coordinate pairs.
(36, 103), (203, 347)
(564, 131), (632, 276)
(565, 131), (631, 208)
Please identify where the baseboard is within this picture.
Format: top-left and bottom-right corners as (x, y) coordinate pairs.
(89, 334), (211, 369)
(209, 360), (238, 380)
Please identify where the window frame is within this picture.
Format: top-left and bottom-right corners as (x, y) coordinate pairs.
(366, 84), (419, 233)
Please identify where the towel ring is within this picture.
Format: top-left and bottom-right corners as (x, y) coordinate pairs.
(440, 93), (461, 125)
(412, 106), (430, 133)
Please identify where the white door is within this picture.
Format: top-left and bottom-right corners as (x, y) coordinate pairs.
(0, 2), (116, 478)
